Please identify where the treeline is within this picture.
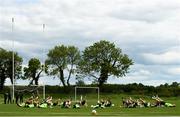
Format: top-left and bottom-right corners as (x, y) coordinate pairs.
(43, 82), (180, 97)
(1, 82), (179, 97)
(99, 82), (180, 97)
(0, 40), (133, 90)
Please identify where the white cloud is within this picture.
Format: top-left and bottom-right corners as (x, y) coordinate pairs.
(110, 0), (180, 23)
(168, 67), (180, 75)
(1, 0), (180, 86)
(130, 69), (151, 76)
(142, 49), (180, 65)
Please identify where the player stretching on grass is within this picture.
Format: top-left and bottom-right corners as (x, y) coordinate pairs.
(152, 95), (176, 107)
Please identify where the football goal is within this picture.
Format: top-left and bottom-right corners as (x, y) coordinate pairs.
(10, 85), (46, 100)
(74, 86), (99, 101)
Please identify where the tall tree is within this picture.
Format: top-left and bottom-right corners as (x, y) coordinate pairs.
(0, 48), (22, 90)
(77, 40), (133, 86)
(46, 45), (80, 87)
(0, 48), (7, 90)
(23, 58), (44, 85)
(66, 46), (80, 86)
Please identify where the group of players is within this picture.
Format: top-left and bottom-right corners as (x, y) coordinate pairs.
(16, 95), (114, 109)
(18, 95), (67, 108)
(16, 94), (175, 109)
(122, 95), (176, 108)
(91, 99), (114, 108)
(17, 95), (88, 109)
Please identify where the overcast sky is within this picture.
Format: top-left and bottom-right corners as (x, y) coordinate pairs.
(0, 0), (180, 86)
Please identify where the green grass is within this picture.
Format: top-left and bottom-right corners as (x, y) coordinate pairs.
(0, 94), (180, 116)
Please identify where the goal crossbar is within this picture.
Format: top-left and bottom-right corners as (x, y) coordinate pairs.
(74, 86), (99, 101)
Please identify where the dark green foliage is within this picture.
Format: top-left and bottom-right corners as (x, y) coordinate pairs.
(76, 80), (86, 86)
(156, 82), (180, 97)
(23, 82), (179, 97)
(77, 40), (133, 86)
(46, 45), (80, 87)
(23, 58), (44, 85)
(0, 48), (22, 90)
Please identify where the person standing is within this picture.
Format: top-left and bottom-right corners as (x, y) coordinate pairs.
(19, 93), (23, 103)
(7, 92), (12, 104)
(4, 93), (8, 104)
(15, 92), (19, 104)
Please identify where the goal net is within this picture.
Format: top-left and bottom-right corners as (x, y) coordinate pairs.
(74, 87), (99, 104)
(10, 85), (46, 100)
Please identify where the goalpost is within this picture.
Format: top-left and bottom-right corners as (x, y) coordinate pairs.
(10, 84), (46, 99)
(74, 86), (99, 101)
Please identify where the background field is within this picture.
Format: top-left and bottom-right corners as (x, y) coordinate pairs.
(0, 94), (180, 116)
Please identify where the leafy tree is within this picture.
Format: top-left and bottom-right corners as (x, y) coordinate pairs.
(0, 48), (7, 90)
(76, 80), (86, 86)
(0, 48), (22, 90)
(46, 45), (80, 87)
(23, 58), (44, 85)
(170, 82), (179, 87)
(77, 40), (133, 86)
(66, 46), (81, 86)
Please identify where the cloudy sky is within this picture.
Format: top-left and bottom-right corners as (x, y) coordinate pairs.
(0, 0), (180, 86)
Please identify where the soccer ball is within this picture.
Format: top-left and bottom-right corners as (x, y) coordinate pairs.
(91, 109), (97, 115)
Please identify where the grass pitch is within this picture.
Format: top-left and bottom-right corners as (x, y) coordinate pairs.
(0, 94), (179, 116)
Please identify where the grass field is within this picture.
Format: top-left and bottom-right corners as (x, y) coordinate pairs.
(0, 94), (180, 116)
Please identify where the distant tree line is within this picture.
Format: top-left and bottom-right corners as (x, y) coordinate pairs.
(98, 82), (180, 97)
(0, 40), (133, 90)
(1, 82), (179, 97)
(40, 82), (180, 97)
